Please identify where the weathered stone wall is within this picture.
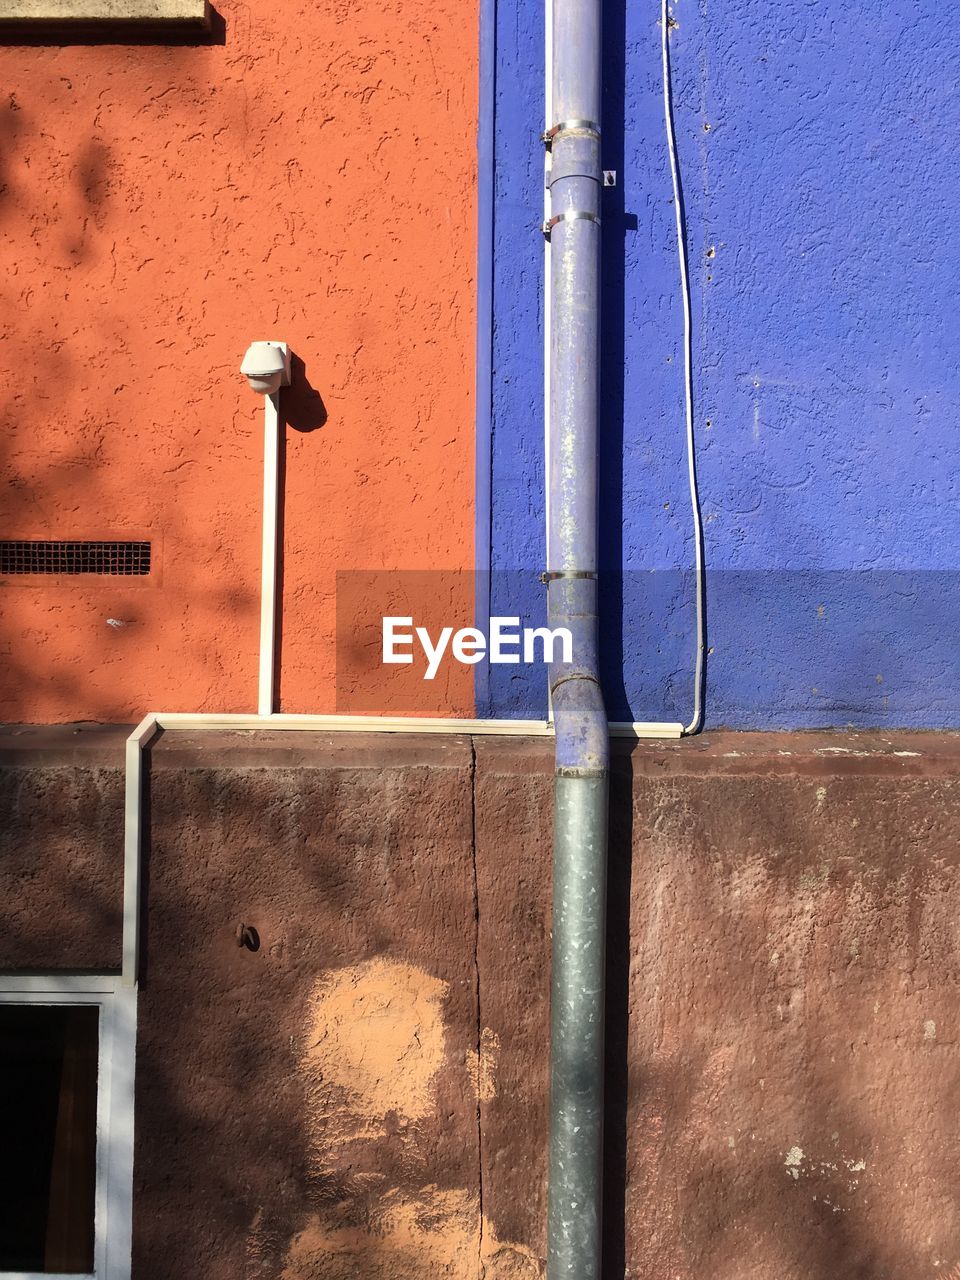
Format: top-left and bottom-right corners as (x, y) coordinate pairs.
(2, 726), (959, 1278)
(477, 733), (960, 1278)
(0, 724), (125, 969)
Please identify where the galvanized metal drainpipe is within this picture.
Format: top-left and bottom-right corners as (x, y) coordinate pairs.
(545, 0), (608, 1276)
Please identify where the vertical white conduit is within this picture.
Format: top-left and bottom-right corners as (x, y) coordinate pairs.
(121, 714), (159, 988)
(258, 390), (281, 716)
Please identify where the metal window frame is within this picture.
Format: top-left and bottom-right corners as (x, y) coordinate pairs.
(0, 976), (137, 1280)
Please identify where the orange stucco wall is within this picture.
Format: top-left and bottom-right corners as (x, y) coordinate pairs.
(0, 0), (477, 722)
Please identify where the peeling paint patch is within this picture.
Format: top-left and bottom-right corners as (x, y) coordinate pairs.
(478, 1027), (501, 1103)
(303, 959), (449, 1125)
(278, 1189), (544, 1280)
(281, 1188), (478, 1279)
(482, 1240), (544, 1279)
(784, 1145), (804, 1179)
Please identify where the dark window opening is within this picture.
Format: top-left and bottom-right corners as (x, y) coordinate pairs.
(0, 1006), (99, 1274)
(0, 540), (151, 576)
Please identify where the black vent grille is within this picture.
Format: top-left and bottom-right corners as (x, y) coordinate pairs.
(0, 540), (151, 576)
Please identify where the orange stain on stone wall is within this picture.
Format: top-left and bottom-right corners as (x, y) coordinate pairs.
(279, 1190), (544, 1280)
(0, 0), (477, 722)
(288, 960), (544, 1277)
(302, 958), (449, 1135)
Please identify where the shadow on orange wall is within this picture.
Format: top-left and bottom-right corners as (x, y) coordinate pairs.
(335, 571), (474, 716)
(0, 0), (477, 723)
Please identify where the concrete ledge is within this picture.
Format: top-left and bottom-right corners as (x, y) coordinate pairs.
(0, 0), (209, 22)
(2, 723), (957, 772)
(149, 728), (475, 771)
(0, 723), (131, 767)
(475, 728), (960, 779)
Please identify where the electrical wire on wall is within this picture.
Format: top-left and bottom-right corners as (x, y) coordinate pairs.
(661, 0), (707, 735)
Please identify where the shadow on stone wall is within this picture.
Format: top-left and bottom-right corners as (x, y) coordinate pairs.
(4, 733), (960, 1278)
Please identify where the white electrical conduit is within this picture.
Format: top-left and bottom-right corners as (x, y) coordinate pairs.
(661, 0), (707, 736)
(258, 390), (281, 716)
(121, 362), (684, 988)
(121, 712), (681, 986)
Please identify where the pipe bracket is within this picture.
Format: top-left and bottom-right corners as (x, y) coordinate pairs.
(542, 211), (601, 237)
(550, 672), (603, 698)
(556, 764), (608, 779)
(541, 118), (601, 145)
(540, 569), (598, 583)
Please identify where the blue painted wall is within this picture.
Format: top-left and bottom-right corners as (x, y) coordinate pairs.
(482, 0), (960, 728)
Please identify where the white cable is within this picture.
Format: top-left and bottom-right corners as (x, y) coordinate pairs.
(661, 0), (706, 735)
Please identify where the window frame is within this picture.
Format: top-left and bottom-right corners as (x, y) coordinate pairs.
(0, 0), (209, 25)
(0, 977), (136, 1280)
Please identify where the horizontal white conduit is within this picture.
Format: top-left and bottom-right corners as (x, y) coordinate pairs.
(149, 713), (682, 737)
